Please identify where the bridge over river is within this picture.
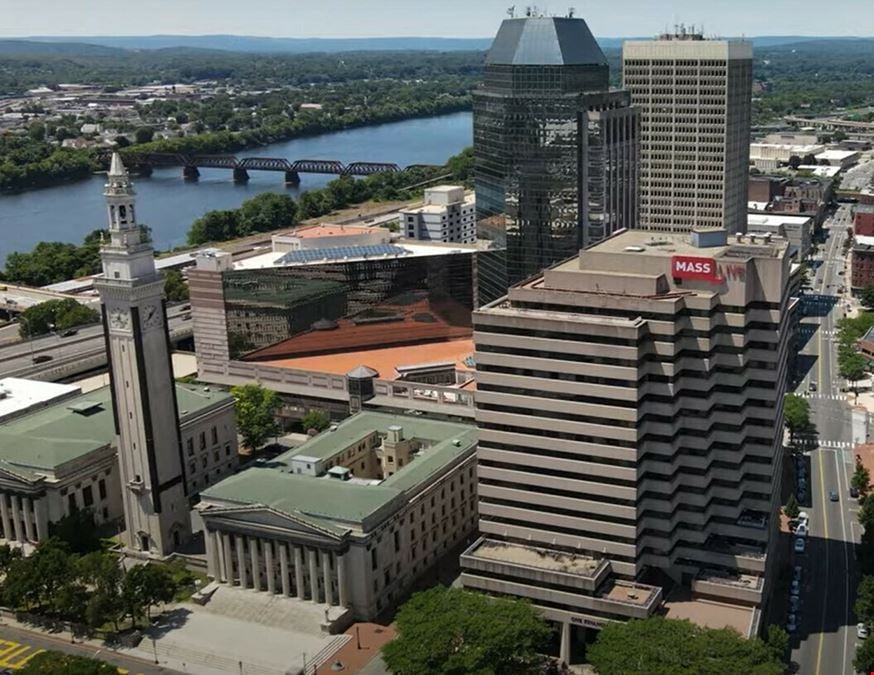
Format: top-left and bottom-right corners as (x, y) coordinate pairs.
(100, 151), (442, 185)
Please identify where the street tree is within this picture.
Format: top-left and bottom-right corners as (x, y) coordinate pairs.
(164, 269), (190, 302)
(231, 383), (282, 451)
(238, 192), (298, 236)
(78, 552), (125, 630)
(860, 283), (874, 310)
(122, 563), (178, 625)
(788, 155), (802, 169)
(586, 617), (783, 675)
(301, 408), (330, 434)
(855, 576), (874, 627)
(856, 636), (874, 674)
(783, 394), (811, 441)
(48, 509), (101, 554)
(839, 350), (868, 392)
(18, 298), (100, 338)
(382, 586), (552, 675)
(764, 624), (790, 663)
(784, 494), (801, 520)
(860, 497), (874, 531)
(853, 463), (872, 495)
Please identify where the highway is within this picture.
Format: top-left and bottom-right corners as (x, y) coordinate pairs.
(0, 304), (192, 380)
(791, 204), (859, 675)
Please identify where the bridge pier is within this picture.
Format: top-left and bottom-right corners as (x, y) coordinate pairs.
(183, 166), (200, 181)
(284, 170), (301, 186)
(233, 167), (250, 183)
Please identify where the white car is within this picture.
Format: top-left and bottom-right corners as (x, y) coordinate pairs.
(795, 524), (809, 538)
(794, 538), (806, 554)
(798, 512), (810, 522)
(858, 623), (869, 640)
(787, 614), (799, 633)
(791, 580), (801, 597)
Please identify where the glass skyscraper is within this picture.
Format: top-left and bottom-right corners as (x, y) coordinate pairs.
(474, 16), (639, 301)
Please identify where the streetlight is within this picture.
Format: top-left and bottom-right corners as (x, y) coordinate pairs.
(19, 315), (35, 363)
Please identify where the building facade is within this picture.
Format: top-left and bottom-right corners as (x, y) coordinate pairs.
(461, 229), (793, 649)
(474, 16), (639, 300)
(623, 33), (753, 234)
(400, 186), (477, 243)
(0, 383), (236, 550)
(94, 153), (192, 555)
(199, 413), (477, 620)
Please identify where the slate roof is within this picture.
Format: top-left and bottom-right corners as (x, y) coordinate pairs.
(485, 17), (608, 67)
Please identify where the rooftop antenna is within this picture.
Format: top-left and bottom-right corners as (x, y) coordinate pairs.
(525, 5), (532, 17)
(568, 6), (575, 18)
(507, 5), (515, 18)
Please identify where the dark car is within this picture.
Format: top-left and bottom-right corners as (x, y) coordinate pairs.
(60, 328), (78, 337)
(829, 490), (840, 502)
(32, 354), (53, 364)
(851, 487), (861, 499)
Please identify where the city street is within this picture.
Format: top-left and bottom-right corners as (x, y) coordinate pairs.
(791, 206), (860, 675)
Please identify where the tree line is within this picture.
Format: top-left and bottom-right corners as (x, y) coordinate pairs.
(187, 147), (472, 246)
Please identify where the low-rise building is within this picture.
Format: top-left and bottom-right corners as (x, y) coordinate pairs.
(815, 149), (860, 169)
(0, 383), (238, 549)
(198, 412), (478, 621)
(855, 205), (874, 237)
(746, 213), (813, 260)
(749, 143), (824, 170)
(400, 186), (476, 243)
(852, 235), (874, 292)
(0, 379), (81, 424)
(271, 225), (391, 253)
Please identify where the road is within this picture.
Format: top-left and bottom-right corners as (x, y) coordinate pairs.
(791, 204), (859, 675)
(842, 151), (874, 192)
(0, 304), (192, 380)
(0, 623), (177, 673)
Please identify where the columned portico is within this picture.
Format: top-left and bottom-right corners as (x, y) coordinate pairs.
(34, 498), (48, 542)
(308, 548), (319, 603)
(222, 533), (233, 583)
(279, 543), (290, 597)
(0, 496), (11, 542)
(265, 540), (276, 594)
(207, 529), (220, 579)
(322, 552), (333, 606)
(21, 497), (34, 542)
(249, 537), (261, 591)
(337, 554), (348, 607)
(10, 495), (23, 543)
(236, 536), (248, 588)
(294, 546), (306, 600)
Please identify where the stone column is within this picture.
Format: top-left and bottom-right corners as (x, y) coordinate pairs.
(236, 536), (248, 588)
(560, 622), (571, 665)
(322, 551), (334, 606)
(337, 553), (348, 608)
(279, 543), (291, 597)
(265, 540), (276, 594)
(10, 495), (23, 543)
(0, 494), (11, 542)
(33, 498), (48, 542)
(308, 548), (320, 603)
(206, 530), (219, 580)
(294, 546), (306, 600)
(21, 497), (34, 542)
(249, 537), (261, 591)
(222, 533), (233, 584)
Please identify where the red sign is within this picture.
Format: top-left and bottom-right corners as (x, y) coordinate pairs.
(671, 256), (719, 283)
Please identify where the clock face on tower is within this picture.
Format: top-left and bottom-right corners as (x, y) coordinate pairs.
(109, 308), (130, 331)
(143, 303), (163, 329)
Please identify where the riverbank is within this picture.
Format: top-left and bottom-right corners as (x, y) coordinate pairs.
(0, 111), (473, 264)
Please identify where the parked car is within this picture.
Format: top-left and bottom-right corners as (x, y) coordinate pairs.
(858, 623), (870, 639)
(60, 328), (78, 337)
(791, 580), (801, 597)
(789, 595), (801, 612)
(798, 512), (810, 522)
(809, 380), (818, 391)
(794, 538), (806, 554)
(793, 565), (803, 582)
(787, 614), (799, 633)
(829, 490), (840, 502)
(851, 487), (860, 499)
(795, 524), (809, 538)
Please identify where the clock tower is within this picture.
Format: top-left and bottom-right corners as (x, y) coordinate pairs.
(95, 153), (189, 556)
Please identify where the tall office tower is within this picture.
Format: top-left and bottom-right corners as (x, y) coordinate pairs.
(623, 31), (753, 234)
(95, 153), (190, 555)
(461, 228), (792, 650)
(474, 16), (639, 302)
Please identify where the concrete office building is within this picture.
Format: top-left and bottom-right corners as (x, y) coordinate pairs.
(199, 412), (477, 621)
(461, 228), (793, 652)
(624, 31), (753, 234)
(746, 213), (813, 260)
(400, 186), (476, 243)
(475, 15), (639, 300)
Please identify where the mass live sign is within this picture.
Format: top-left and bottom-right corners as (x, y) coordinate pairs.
(671, 256), (719, 283)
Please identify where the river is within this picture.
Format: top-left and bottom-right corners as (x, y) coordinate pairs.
(0, 111), (473, 265)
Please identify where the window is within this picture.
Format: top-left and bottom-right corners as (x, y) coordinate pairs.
(67, 494), (77, 513)
(187, 438), (194, 456)
(394, 531), (400, 552)
(199, 432), (206, 450)
(225, 444), (231, 456)
(98, 479), (107, 501)
(211, 427), (218, 445)
(202, 456), (208, 469)
(371, 549), (378, 570)
(189, 461), (196, 474)
(83, 485), (94, 507)
(213, 450), (220, 462)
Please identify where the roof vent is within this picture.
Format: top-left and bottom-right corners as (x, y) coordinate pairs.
(452, 439), (462, 447)
(329, 423), (339, 432)
(203, 386), (210, 392)
(624, 246), (646, 253)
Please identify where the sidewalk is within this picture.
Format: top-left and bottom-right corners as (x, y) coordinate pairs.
(313, 623), (395, 674)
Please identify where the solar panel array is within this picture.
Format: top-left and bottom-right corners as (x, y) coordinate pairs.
(276, 244), (413, 266)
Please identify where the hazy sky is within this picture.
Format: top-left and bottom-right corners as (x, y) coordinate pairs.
(0, 0), (871, 38)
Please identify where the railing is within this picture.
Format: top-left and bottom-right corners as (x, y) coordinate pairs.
(372, 379), (475, 410)
(202, 359), (349, 397)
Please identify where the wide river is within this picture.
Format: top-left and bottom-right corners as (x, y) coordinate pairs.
(0, 111), (473, 264)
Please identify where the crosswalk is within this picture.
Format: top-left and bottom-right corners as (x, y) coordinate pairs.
(797, 392), (848, 401)
(818, 440), (854, 449)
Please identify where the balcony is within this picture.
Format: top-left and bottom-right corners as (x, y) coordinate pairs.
(691, 568), (764, 605)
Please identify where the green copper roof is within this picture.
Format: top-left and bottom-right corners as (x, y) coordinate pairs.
(201, 412), (477, 530)
(0, 383), (232, 474)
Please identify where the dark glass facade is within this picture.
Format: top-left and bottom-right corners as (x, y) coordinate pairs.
(474, 18), (639, 302)
(220, 252), (477, 359)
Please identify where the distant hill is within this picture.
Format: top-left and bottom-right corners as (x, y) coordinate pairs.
(4, 34), (873, 57)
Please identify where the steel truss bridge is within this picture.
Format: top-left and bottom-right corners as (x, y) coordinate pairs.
(98, 151), (441, 184)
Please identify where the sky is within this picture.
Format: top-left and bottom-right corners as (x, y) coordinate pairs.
(0, 0), (871, 38)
